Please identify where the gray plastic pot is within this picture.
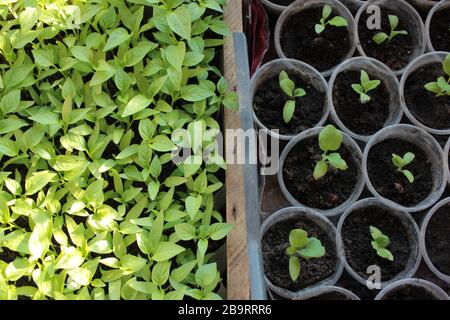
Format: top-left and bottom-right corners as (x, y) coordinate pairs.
(337, 198), (421, 289)
(445, 137), (450, 185)
(425, 0), (450, 52)
(295, 285), (360, 300)
(261, 0), (291, 15)
(275, 0), (357, 78)
(420, 197), (450, 284)
(251, 58), (329, 141)
(375, 278), (450, 300)
(400, 52), (450, 136)
(328, 56), (402, 142)
(278, 126), (365, 217)
(260, 207), (344, 299)
(363, 124), (446, 212)
(354, 0), (426, 76)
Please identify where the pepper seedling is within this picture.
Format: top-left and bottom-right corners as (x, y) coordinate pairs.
(351, 70), (381, 104)
(424, 54), (450, 97)
(313, 125), (348, 180)
(392, 152), (415, 183)
(279, 71), (307, 123)
(286, 229), (326, 282)
(373, 15), (408, 45)
(315, 4), (348, 34)
(370, 226), (394, 261)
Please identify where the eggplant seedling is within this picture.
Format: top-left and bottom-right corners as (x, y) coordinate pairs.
(392, 152), (415, 183)
(373, 15), (408, 45)
(315, 4), (348, 35)
(313, 125), (348, 180)
(279, 70), (307, 123)
(424, 54), (450, 97)
(286, 229), (326, 282)
(370, 226), (394, 261)
(351, 70), (381, 104)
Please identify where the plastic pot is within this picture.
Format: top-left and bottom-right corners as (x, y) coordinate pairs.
(261, 0), (292, 16)
(337, 198), (421, 289)
(425, 0), (450, 52)
(339, 0), (365, 13)
(400, 52), (450, 135)
(328, 56), (402, 142)
(363, 124), (446, 212)
(444, 136), (450, 185)
(274, 0), (357, 78)
(251, 58), (329, 141)
(420, 197), (450, 284)
(354, 0), (426, 76)
(375, 278), (450, 300)
(278, 126), (365, 217)
(295, 285), (360, 300)
(260, 207), (344, 299)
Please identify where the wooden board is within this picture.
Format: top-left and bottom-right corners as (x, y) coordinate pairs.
(223, 0), (251, 300)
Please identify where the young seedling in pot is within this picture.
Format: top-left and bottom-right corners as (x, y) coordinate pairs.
(279, 70), (307, 123)
(286, 228), (326, 282)
(313, 124), (348, 180)
(315, 4), (348, 35)
(370, 226), (394, 261)
(351, 70), (381, 104)
(373, 15), (408, 45)
(424, 54), (450, 97)
(392, 152), (415, 183)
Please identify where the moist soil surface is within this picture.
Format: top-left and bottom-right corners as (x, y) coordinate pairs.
(404, 62), (450, 130)
(358, 9), (414, 71)
(262, 217), (337, 291)
(280, 7), (352, 73)
(341, 205), (411, 281)
(307, 292), (351, 300)
(381, 285), (438, 300)
(425, 204), (450, 276)
(270, 0), (294, 6)
(254, 72), (326, 136)
(367, 139), (433, 206)
(429, 9), (450, 52)
(332, 70), (390, 136)
(283, 137), (358, 210)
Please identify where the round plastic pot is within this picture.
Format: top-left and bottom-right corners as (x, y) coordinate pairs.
(363, 124), (446, 212)
(354, 0), (426, 76)
(425, 0), (450, 52)
(328, 56), (402, 142)
(445, 137), (450, 185)
(274, 0), (356, 78)
(337, 198), (421, 288)
(420, 197), (450, 284)
(374, 278), (450, 300)
(261, 0), (291, 15)
(400, 52), (450, 135)
(295, 285), (360, 300)
(260, 207), (344, 299)
(278, 126), (365, 217)
(251, 58), (329, 141)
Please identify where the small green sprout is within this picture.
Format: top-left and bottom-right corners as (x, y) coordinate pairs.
(373, 15), (408, 45)
(286, 229), (326, 282)
(370, 226), (394, 261)
(424, 54), (450, 97)
(392, 152), (415, 183)
(315, 4), (348, 35)
(351, 70), (381, 104)
(313, 125), (348, 180)
(279, 70), (307, 123)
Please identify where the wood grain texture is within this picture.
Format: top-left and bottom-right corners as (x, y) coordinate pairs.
(223, 0), (250, 300)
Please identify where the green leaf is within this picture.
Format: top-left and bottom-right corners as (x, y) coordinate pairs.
(289, 256), (300, 282)
(152, 261), (170, 286)
(0, 118), (28, 134)
(103, 28), (130, 52)
(165, 42), (186, 71)
(313, 160), (328, 180)
(403, 152), (415, 166)
(181, 85), (214, 102)
(282, 100), (295, 124)
(208, 223), (234, 241)
(120, 255), (147, 274)
(19, 7), (39, 32)
(124, 41), (157, 67)
(150, 135), (176, 152)
(167, 6), (192, 40)
(90, 60), (115, 86)
(443, 54), (450, 77)
(403, 170), (415, 183)
(326, 153), (348, 170)
(377, 248), (394, 261)
(299, 238), (325, 259)
(424, 82), (442, 95)
(25, 171), (58, 195)
(388, 15), (399, 30)
(0, 137), (18, 157)
(373, 32), (389, 45)
(322, 4), (332, 20)
(328, 16), (348, 27)
(171, 260), (197, 282)
(32, 49), (53, 67)
(122, 94), (152, 117)
(315, 24), (325, 34)
(175, 223), (197, 241)
(56, 247), (85, 270)
(186, 195), (202, 220)
(85, 180), (104, 208)
(195, 263), (217, 287)
(319, 124), (343, 152)
(369, 226), (382, 240)
(289, 229), (308, 248)
(0, 89), (21, 114)
(279, 71), (294, 96)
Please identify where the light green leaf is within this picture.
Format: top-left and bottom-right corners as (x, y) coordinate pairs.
(25, 171), (58, 195)
(103, 28), (130, 52)
(122, 94), (152, 117)
(167, 6), (192, 40)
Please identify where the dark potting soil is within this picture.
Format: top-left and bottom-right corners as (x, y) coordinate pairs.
(280, 7), (352, 73)
(425, 204), (450, 276)
(332, 70), (390, 136)
(381, 285), (438, 300)
(404, 63), (450, 130)
(262, 217), (337, 291)
(270, 0), (294, 6)
(307, 292), (351, 300)
(358, 9), (414, 71)
(341, 205), (411, 281)
(429, 9), (450, 52)
(253, 72), (326, 136)
(283, 137), (358, 210)
(367, 139), (433, 206)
